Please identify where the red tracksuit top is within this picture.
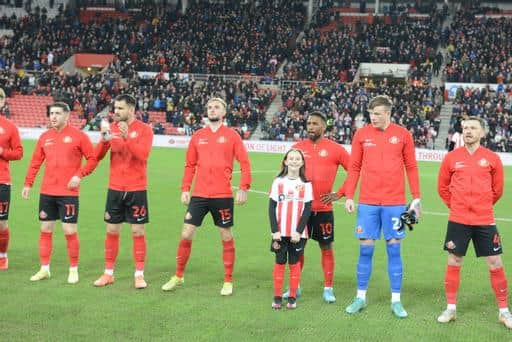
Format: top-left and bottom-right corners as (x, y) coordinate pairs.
(0, 116), (23, 184)
(24, 125), (97, 196)
(95, 119), (153, 192)
(293, 138), (350, 211)
(344, 123), (421, 205)
(181, 125), (251, 198)
(438, 146), (503, 225)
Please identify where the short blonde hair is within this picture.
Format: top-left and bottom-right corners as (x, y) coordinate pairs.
(368, 95), (393, 111)
(207, 97), (227, 109)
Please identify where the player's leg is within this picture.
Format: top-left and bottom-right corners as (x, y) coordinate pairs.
(382, 205), (408, 318)
(438, 221), (471, 323)
(317, 211), (335, 303)
(162, 197), (207, 291)
(212, 198), (235, 296)
(30, 195), (58, 281)
(271, 239), (287, 310)
(346, 204), (379, 314)
(287, 238), (305, 309)
(59, 196), (80, 284)
(477, 225), (511, 329)
(125, 191), (149, 289)
(94, 189), (123, 287)
(0, 184), (11, 270)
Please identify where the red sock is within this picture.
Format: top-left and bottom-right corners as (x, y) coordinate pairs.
(133, 235), (146, 271)
(105, 233), (119, 270)
(445, 265), (461, 305)
(222, 239), (235, 282)
(273, 263), (285, 297)
(39, 232), (53, 266)
(289, 263), (301, 298)
(65, 233), (79, 267)
(176, 239), (192, 277)
(299, 254), (305, 272)
(0, 228), (9, 254)
(490, 267), (509, 309)
(321, 249), (334, 287)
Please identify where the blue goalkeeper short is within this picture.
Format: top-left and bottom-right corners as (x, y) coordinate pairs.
(354, 204), (407, 240)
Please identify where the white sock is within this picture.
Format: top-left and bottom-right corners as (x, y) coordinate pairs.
(134, 270), (144, 277)
(324, 287), (333, 290)
(69, 266), (78, 272)
(447, 304), (456, 311)
(41, 265), (50, 272)
(0, 252), (7, 258)
(499, 308), (509, 314)
(391, 292), (401, 303)
(104, 269), (114, 276)
(357, 290), (367, 300)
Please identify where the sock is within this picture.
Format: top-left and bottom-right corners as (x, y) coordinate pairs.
(490, 267), (509, 309)
(0, 228), (9, 255)
(273, 263), (285, 297)
(357, 289), (367, 300)
(105, 232), (120, 270)
(39, 231), (53, 266)
(69, 266), (77, 272)
(386, 243), (403, 294)
(357, 245), (375, 291)
(176, 239), (192, 277)
(134, 270), (144, 277)
(65, 233), (80, 267)
(321, 249), (334, 288)
(445, 265), (461, 305)
(132, 235), (146, 272)
(289, 262), (301, 298)
(299, 254), (305, 272)
(391, 292), (401, 303)
(222, 239), (235, 283)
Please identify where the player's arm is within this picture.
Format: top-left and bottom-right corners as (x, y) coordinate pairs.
(94, 139), (111, 161)
(234, 133), (251, 191)
(437, 154), (452, 208)
(0, 125), (23, 161)
(344, 131), (363, 212)
(125, 125), (153, 161)
(181, 135), (198, 193)
(22, 137), (45, 198)
(268, 180), (280, 240)
(491, 154), (504, 204)
(403, 131), (421, 200)
(326, 146), (351, 201)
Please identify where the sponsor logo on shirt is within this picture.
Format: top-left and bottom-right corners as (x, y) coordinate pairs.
(63, 136), (72, 143)
(454, 161), (466, 169)
(319, 149), (328, 157)
(478, 158), (489, 167)
(295, 184), (305, 191)
(389, 136), (400, 144)
(129, 131), (138, 139)
(217, 136), (226, 144)
(363, 139), (376, 148)
(44, 138), (54, 146)
(198, 138), (208, 145)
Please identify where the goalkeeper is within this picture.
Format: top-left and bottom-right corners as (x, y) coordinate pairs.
(343, 95), (421, 318)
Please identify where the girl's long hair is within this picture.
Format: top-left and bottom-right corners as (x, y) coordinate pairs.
(276, 149), (308, 182)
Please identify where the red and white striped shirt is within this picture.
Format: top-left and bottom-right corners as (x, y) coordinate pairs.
(269, 177), (313, 238)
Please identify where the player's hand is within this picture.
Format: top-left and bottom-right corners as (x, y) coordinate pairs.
(345, 198), (355, 213)
(291, 232), (301, 243)
(408, 198), (422, 218)
(67, 176), (81, 189)
(320, 192), (342, 204)
(235, 189), (247, 205)
(118, 121), (128, 139)
(100, 127), (112, 142)
(271, 232), (281, 241)
(181, 191), (190, 205)
(21, 186), (30, 199)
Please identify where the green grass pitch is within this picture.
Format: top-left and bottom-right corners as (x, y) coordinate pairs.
(1, 140), (511, 341)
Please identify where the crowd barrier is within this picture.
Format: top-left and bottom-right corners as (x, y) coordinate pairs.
(19, 128), (512, 165)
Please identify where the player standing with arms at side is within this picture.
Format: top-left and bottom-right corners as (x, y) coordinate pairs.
(93, 94), (153, 289)
(344, 95), (421, 318)
(437, 116), (512, 328)
(0, 88), (23, 270)
(161, 97), (251, 296)
(269, 149), (312, 310)
(286, 111), (350, 303)
(23, 102), (96, 283)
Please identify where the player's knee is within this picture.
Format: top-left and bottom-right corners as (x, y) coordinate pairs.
(319, 242), (331, 250)
(62, 224), (77, 235)
(486, 255), (503, 269)
(0, 221), (8, 230)
(219, 228), (233, 241)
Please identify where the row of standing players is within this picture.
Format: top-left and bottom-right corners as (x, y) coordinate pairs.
(0, 93), (509, 328)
